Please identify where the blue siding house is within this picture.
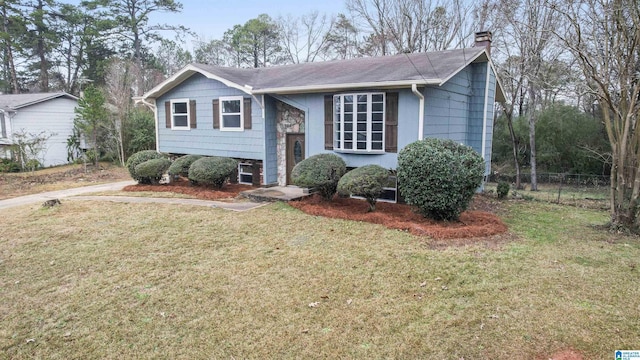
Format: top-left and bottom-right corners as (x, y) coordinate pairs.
(137, 32), (504, 195)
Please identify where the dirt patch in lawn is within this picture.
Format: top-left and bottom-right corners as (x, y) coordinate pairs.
(122, 178), (254, 201)
(289, 194), (508, 240)
(541, 348), (585, 360)
(0, 163), (129, 200)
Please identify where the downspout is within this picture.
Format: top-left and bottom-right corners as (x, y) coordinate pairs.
(135, 98), (159, 152)
(411, 83), (425, 140)
(481, 62), (491, 164)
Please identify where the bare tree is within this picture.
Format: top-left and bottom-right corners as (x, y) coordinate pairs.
(552, 0), (640, 230)
(346, 0), (476, 54)
(491, 0), (561, 190)
(278, 12), (335, 64)
(105, 58), (134, 166)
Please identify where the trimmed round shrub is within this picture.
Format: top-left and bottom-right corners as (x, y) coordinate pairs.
(291, 153), (347, 201)
(337, 165), (390, 212)
(188, 156), (238, 188)
(496, 181), (510, 199)
(397, 138), (485, 221)
(126, 150), (166, 184)
(134, 158), (171, 185)
(168, 154), (203, 177)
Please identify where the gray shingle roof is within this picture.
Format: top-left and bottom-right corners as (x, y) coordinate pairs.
(142, 46), (504, 101)
(192, 47), (486, 92)
(0, 92), (78, 111)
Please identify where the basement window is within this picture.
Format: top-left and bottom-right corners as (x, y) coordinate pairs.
(238, 163), (253, 185)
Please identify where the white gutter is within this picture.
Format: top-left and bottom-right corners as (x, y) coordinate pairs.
(134, 97), (159, 153)
(254, 79), (439, 95)
(481, 62), (491, 161)
(411, 84), (425, 141)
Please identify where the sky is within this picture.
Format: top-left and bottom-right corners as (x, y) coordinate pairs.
(151, 0), (349, 46)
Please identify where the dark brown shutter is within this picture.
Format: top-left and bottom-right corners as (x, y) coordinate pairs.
(244, 98), (252, 130)
(165, 101), (171, 128)
(324, 95), (333, 150)
(385, 92), (399, 153)
(189, 100), (197, 129)
(212, 99), (220, 129)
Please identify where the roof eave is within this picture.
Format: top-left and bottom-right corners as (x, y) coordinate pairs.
(140, 64), (252, 101)
(11, 92), (78, 109)
(437, 48), (506, 104)
(252, 79), (440, 94)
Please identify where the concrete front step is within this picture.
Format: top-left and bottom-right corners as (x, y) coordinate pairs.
(240, 186), (312, 202)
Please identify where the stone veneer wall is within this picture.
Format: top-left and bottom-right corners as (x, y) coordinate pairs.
(276, 101), (305, 186)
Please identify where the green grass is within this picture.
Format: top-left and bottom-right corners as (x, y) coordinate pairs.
(0, 200), (638, 359)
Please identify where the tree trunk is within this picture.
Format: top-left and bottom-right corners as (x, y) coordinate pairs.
(35, 0), (48, 92)
(504, 112), (522, 189)
(528, 84), (538, 191)
(1, 4), (19, 93)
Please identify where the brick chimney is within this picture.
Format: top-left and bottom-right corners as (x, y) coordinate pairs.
(474, 31), (492, 55)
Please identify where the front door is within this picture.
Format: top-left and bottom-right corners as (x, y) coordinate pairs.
(286, 133), (305, 185)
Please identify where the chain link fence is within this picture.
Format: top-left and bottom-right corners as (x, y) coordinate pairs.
(488, 173), (609, 187)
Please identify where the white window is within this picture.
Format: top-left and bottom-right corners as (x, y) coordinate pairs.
(220, 96), (244, 131)
(171, 99), (190, 130)
(334, 93), (385, 152)
(238, 163), (253, 185)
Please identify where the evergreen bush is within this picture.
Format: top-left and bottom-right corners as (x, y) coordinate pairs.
(337, 165), (390, 211)
(126, 150), (166, 184)
(497, 181), (510, 199)
(291, 153), (346, 201)
(188, 156), (238, 188)
(168, 154), (203, 177)
(134, 158), (171, 185)
(397, 138), (485, 221)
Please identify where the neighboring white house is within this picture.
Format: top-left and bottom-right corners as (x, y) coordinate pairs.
(0, 93), (78, 167)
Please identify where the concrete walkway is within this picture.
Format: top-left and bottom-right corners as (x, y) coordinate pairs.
(0, 180), (266, 212)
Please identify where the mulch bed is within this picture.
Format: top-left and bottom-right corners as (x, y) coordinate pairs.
(122, 178), (254, 201)
(289, 194), (508, 240)
(123, 179), (509, 241)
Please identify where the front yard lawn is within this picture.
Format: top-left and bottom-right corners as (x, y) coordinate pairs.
(0, 200), (637, 359)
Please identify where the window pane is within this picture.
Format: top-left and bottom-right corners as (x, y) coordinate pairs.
(344, 123), (352, 132)
(335, 123), (341, 131)
(357, 123), (366, 131)
(357, 113), (367, 121)
(345, 141), (352, 149)
(345, 132), (353, 141)
(344, 113), (353, 122)
(173, 102), (187, 114)
(372, 123), (383, 132)
(372, 142), (383, 150)
(344, 95), (353, 103)
(222, 100), (241, 113)
(174, 115), (188, 127)
(372, 102), (383, 112)
(357, 142), (366, 150)
(372, 113), (383, 122)
(223, 114), (241, 128)
(357, 132), (367, 141)
(372, 133), (382, 141)
(357, 103), (367, 112)
(344, 104), (353, 113)
(372, 94), (383, 102)
(357, 94), (367, 102)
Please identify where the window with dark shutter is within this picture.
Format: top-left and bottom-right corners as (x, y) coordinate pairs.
(324, 95), (333, 150)
(243, 98), (252, 130)
(189, 100), (197, 129)
(385, 92), (398, 153)
(165, 101), (171, 128)
(212, 99), (220, 129)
